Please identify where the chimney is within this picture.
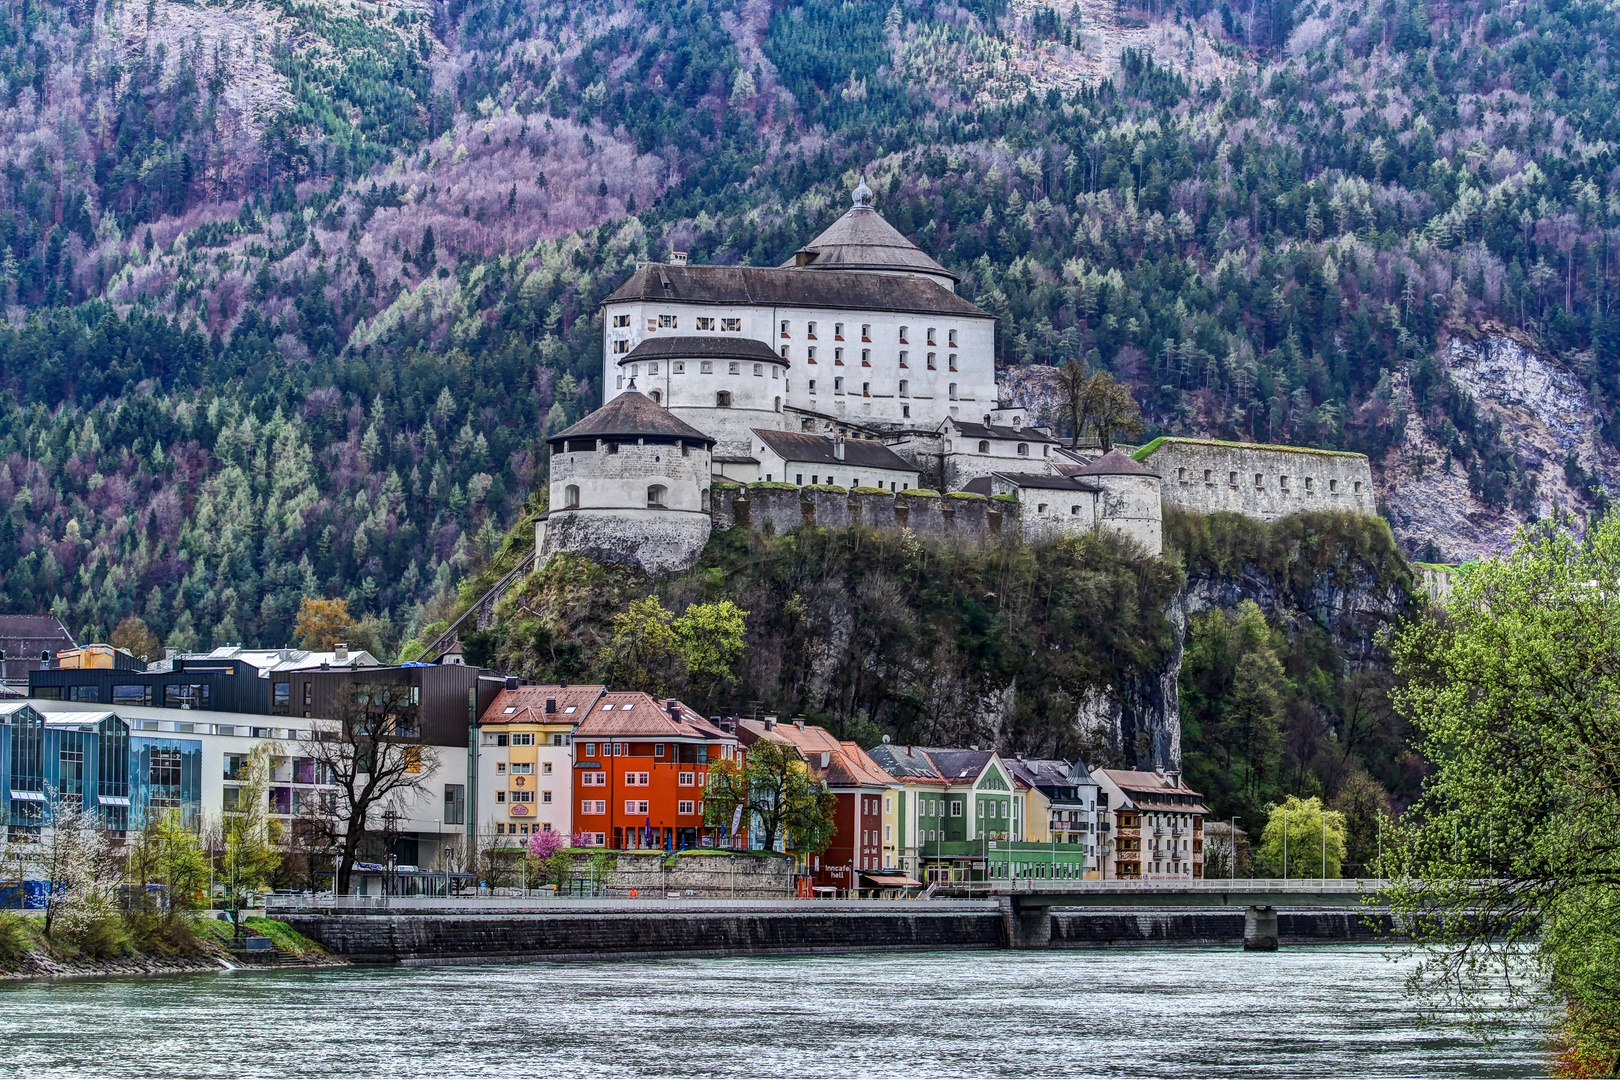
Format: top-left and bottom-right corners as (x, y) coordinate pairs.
(764, 716), (776, 730)
(832, 436), (845, 461)
(793, 718), (805, 730)
(334, 642), (348, 661)
(560, 680), (568, 689)
(1012, 415), (1023, 431)
(670, 251), (688, 266)
(506, 676), (519, 690)
(668, 699), (680, 721)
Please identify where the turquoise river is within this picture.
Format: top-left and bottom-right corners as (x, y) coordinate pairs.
(0, 946), (1548, 1077)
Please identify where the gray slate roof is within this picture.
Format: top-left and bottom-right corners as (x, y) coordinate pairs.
(950, 419), (1059, 443)
(992, 471), (1101, 492)
(1065, 448), (1160, 478)
(604, 264), (988, 319)
(784, 203), (958, 282)
(549, 391), (716, 446)
(622, 336), (783, 364)
(868, 744), (945, 780)
(752, 429), (917, 472)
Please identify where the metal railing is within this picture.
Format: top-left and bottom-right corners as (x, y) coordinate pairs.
(974, 877), (1388, 894)
(267, 893), (996, 915)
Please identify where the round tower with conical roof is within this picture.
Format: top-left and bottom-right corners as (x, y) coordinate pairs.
(538, 388), (716, 575)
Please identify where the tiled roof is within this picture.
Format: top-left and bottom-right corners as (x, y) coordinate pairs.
(622, 336), (782, 364)
(868, 744), (947, 781)
(783, 203), (958, 282)
(549, 390), (716, 446)
(925, 748), (996, 781)
(479, 685), (605, 725)
(736, 719), (896, 788)
(571, 691), (730, 740)
(949, 420), (1060, 443)
(1065, 448), (1160, 478)
(1097, 768), (1210, 814)
(992, 471), (1100, 492)
(604, 264), (987, 318)
(752, 429), (917, 472)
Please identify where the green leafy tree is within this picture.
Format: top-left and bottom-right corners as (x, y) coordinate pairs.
(218, 745), (283, 933)
(672, 600), (749, 703)
(127, 809), (210, 933)
(1257, 794), (1346, 878)
(1390, 515), (1620, 1064)
(704, 739), (837, 854)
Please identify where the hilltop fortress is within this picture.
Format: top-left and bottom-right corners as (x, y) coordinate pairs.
(537, 182), (1374, 574)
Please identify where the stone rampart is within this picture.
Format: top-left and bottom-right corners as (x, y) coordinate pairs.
(1136, 438), (1375, 521)
(715, 484), (1016, 548)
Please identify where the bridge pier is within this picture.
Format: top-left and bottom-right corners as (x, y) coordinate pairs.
(998, 897), (1052, 948)
(1243, 905), (1279, 951)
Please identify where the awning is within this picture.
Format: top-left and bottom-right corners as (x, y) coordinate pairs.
(9, 790), (44, 801)
(98, 795), (130, 807)
(861, 872), (923, 888)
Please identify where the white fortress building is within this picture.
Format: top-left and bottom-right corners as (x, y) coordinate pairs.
(537, 181), (1377, 574)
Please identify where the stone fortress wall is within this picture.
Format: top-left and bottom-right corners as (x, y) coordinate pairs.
(1137, 438), (1375, 519)
(541, 437), (714, 576)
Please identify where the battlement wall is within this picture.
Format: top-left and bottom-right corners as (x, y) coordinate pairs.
(713, 484), (1017, 546)
(1135, 438), (1374, 521)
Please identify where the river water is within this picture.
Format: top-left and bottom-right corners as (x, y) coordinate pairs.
(0, 947), (1546, 1078)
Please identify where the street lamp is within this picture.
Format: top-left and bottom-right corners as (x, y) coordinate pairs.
(1230, 816), (1240, 883)
(1282, 809), (1289, 885)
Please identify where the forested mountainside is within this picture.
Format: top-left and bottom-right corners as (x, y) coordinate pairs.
(0, 0), (1616, 654)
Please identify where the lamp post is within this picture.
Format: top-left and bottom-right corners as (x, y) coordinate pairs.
(1282, 810), (1289, 884)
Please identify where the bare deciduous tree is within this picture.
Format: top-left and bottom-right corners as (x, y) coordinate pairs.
(303, 682), (440, 895)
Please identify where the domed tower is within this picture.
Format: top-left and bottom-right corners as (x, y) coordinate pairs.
(617, 336), (789, 458)
(1070, 449), (1163, 556)
(538, 388), (717, 575)
(783, 176), (960, 291)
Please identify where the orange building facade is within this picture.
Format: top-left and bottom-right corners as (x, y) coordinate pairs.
(571, 691), (742, 849)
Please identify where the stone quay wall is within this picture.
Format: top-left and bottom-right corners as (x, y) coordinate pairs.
(1048, 908), (1396, 947)
(608, 852), (795, 898)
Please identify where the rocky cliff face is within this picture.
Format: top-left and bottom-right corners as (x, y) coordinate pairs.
(1378, 327), (1618, 563)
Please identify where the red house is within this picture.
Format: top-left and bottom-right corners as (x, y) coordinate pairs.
(737, 718), (914, 894)
(572, 691), (741, 850)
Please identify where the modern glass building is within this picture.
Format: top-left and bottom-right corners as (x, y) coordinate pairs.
(0, 703), (202, 839)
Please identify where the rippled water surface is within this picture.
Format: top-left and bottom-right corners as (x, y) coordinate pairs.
(0, 947), (1547, 1078)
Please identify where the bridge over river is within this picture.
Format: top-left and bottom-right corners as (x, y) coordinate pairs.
(931, 878), (1392, 949)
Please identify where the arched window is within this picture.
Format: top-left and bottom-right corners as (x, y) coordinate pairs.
(898, 380), (908, 397)
(716, 391), (732, 408)
(649, 389), (662, 405)
(949, 383), (958, 399)
(1017, 443), (1029, 456)
(978, 440), (989, 453)
(647, 485), (667, 508)
(565, 485), (580, 508)
(774, 396), (782, 412)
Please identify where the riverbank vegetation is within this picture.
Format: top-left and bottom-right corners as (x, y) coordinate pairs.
(1389, 512), (1620, 1072)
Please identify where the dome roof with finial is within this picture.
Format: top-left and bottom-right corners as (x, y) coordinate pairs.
(548, 390), (715, 446)
(781, 177), (957, 284)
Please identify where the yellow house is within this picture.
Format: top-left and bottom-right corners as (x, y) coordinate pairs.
(478, 685), (601, 844)
(54, 645), (132, 670)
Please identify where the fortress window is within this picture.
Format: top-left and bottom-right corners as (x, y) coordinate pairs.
(899, 351), (908, 368)
(809, 380), (817, 394)
(796, 474), (804, 485)
(861, 349), (871, 366)
(659, 314), (677, 328)
(948, 329), (958, 347)
(1305, 477), (1313, 491)
(1037, 504), (1047, 514)
(948, 353), (958, 371)
(565, 485), (580, 508)
(613, 340), (629, 354)
(926, 328), (937, 346)
(1204, 469), (1213, 484)
(722, 318), (741, 332)
(1043, 445), (1051, 457)
(1177, 467), (1186, 482)
(807, 347), (817, 362)
(774, 396), (781, 411)
(650, 390), (662, 405)
(605, 442), (619, 454)
(978, 440), (989, 453)
(862, 382), (871, 396)
(949, 383), (958, 399)
(673, 361), (685, 374)
(700, 361), (713, 374)
(1017, 443), (1029, 456)
(1071, 505), (1081, 515)
(680, 442), (690, 457)
(834, 348), (844, 364)
(754, 363), (764, 376)
(861, 324), (871, 341)
(696, 317), (715, 330)
(899, 380), (909, 397)
(648, 362), (659, 375)
(834, 377), (844, 393)
(716, 391), (732, 408)
(899, 325), (909, 343)
(927, 352), (936, 370)
(616, 376), (624, 389)
(647, 485), (667, 507)
(1229, 471), (1238, 486)
(902, 405), (910, 418)
(834, 323), (845, 339)
(631, 364), (640, 377)
(779, 347), (788, 360)
(807, 321), (817, 338)
(1254, 473), (1264, 488)
(780, 320), (790, 337)
(729, 362), (740, 375)
(613, 314), (630, 327)
(772, 366), (780, 379)
(1354, 481), (1363, 494)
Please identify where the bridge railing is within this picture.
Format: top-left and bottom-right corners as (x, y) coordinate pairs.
(948, 878), (1389, 894)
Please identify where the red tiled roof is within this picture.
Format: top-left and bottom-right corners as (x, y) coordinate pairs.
(572, 691), (730, 741)
(480, 685), (606, 725)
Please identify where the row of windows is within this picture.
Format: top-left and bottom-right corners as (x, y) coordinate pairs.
(578, 798), (703, 816)
(563, 484), (685, 509)
(780, 320), (959, 348)
(1176, 467), (1364, 496)
(579, 741), (718, 762)
(789, 474), (910, 491)
(806, 378), (962, 400)
(494, 789), (553, 804)
(494, 761), (553, 775)
(621, 314), (742, 332)
(797, 346), (958, 371)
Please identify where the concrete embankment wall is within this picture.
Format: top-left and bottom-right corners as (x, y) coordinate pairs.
(281, 908), (1006, 966)
(279, 904), (1394, 965)
(1050, 908), (1395, 946)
